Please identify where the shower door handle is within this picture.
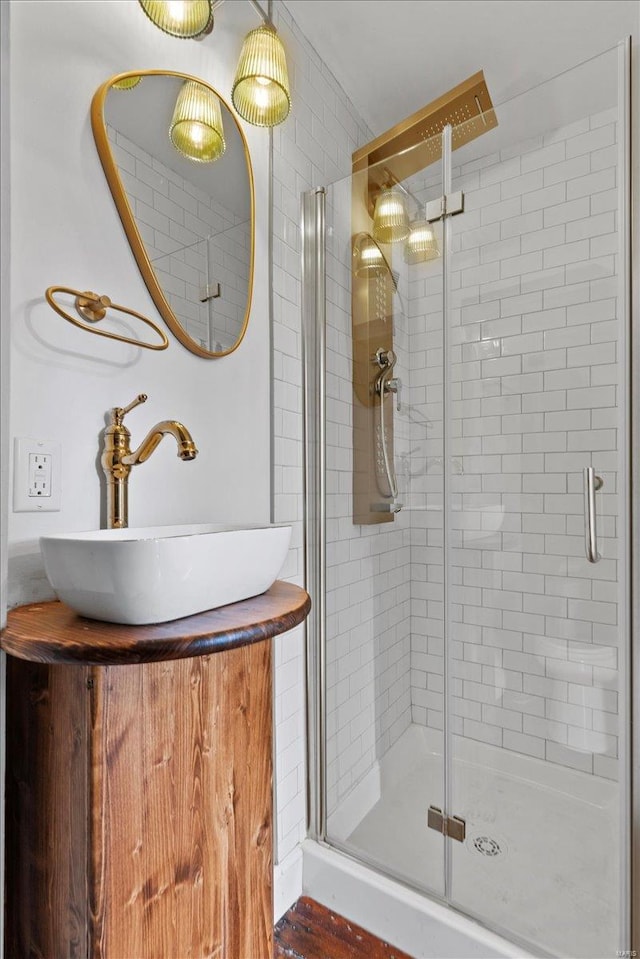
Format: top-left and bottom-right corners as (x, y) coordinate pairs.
(583, 467), (603, 564)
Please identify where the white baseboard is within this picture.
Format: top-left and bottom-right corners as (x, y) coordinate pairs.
(301, 840), (532, 959)
(273, 845), (303, 922)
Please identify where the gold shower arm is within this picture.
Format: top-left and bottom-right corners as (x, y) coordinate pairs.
(44, 285), (169, 351)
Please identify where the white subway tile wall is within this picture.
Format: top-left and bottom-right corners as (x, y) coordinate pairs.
(271, 1), (373, 860)
(408, 108), (620, 779)
(107, 126), (250, 352)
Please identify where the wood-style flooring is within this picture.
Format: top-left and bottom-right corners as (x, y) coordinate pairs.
(274, 896), (414, 959)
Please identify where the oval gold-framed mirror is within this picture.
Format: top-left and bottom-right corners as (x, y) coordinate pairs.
(92, 70), (255, 359)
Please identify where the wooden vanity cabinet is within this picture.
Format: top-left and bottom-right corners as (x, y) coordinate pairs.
(2, 582), (310, 959)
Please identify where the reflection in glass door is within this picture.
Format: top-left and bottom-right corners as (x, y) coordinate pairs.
(321, 130), (447, 901)
(310, 41), (629, 959)
(444, 44), (628, 958)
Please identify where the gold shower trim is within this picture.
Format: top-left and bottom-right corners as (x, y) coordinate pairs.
(350, 71), (497, 526)
(353, 70), (497, 186)
(45, 286), (169, 351)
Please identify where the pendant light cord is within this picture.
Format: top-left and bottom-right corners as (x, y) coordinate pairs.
(248, 0), (272, 25)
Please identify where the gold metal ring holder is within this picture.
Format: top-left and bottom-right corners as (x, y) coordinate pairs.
(44, 285), (169, 351)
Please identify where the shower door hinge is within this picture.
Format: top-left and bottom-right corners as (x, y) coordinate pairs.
(199, 282), (221, 302)
(427, 805), (466, 842)
(425, 191), (464, 223)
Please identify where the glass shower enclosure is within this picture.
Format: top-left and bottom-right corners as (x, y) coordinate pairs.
(303, 43), (630, 958)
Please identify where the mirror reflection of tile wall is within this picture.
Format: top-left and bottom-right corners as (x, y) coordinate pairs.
(107, 124), (250, 352)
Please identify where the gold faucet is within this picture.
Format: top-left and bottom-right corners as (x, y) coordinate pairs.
(101, 394), (198, 529)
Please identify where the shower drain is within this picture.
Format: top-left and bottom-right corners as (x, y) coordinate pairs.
(465, 833), (508, 859)
(473, 836), (501, 857)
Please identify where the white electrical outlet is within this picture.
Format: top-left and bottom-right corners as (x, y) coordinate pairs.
(13, 438), (62, 512)
(28, 452), (52, 497)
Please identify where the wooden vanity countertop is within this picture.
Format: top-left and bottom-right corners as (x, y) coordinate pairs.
(1, 580), (311, 666)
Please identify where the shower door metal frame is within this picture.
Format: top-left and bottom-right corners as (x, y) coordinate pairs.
(625, 25), (640, 954)
(303, 38), (634, 956)
(302, 187), (327, 842)
(618, 34), (633, 955)
(441, 121), (454, 902)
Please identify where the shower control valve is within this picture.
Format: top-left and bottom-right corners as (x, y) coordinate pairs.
(375, 373), (402, 412)
(374, 347), (396, 369)
(386, 376), (402, 412)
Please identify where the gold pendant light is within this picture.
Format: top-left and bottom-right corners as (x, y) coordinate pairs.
(372, 187), (410, 244)
(232, 24), (291, 127)
(404, 219), (440, 264)
(138, 0), (214, 39)
(170, 81), (226, 163)
(353, 233), (386, 278)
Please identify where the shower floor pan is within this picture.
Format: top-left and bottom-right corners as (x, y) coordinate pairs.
(321, 724), (619, 959)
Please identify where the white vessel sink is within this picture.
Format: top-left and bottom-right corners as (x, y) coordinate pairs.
(40, 523), (292, 625)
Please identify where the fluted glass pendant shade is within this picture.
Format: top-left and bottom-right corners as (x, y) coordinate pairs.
(372, 188), (410, 244)
(404, 219), (440, 264)
(232, 25), (291, 127)
(170, 81), (225, 163)
(138, 0), (213, 39)
(112, 76), (142, 91)
(353, 233), (386, 278)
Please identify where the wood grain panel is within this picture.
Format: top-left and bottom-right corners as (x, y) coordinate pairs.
(5, 658), (90, 958)
(90, 663), (146, 959)
(1, 580), (310, 665)
(274, 896), (414, 959)
(6, 643), (275, 958)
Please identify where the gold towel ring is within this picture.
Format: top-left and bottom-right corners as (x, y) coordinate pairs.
(45, 286), (169, 351)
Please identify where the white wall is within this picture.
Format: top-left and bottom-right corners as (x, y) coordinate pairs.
(8, 0), (270, 607)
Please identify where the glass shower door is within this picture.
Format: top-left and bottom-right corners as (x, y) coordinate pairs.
(321, 136), (448, 900)
(312, 41), (629, 959)
(443, 44), (629, 957)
